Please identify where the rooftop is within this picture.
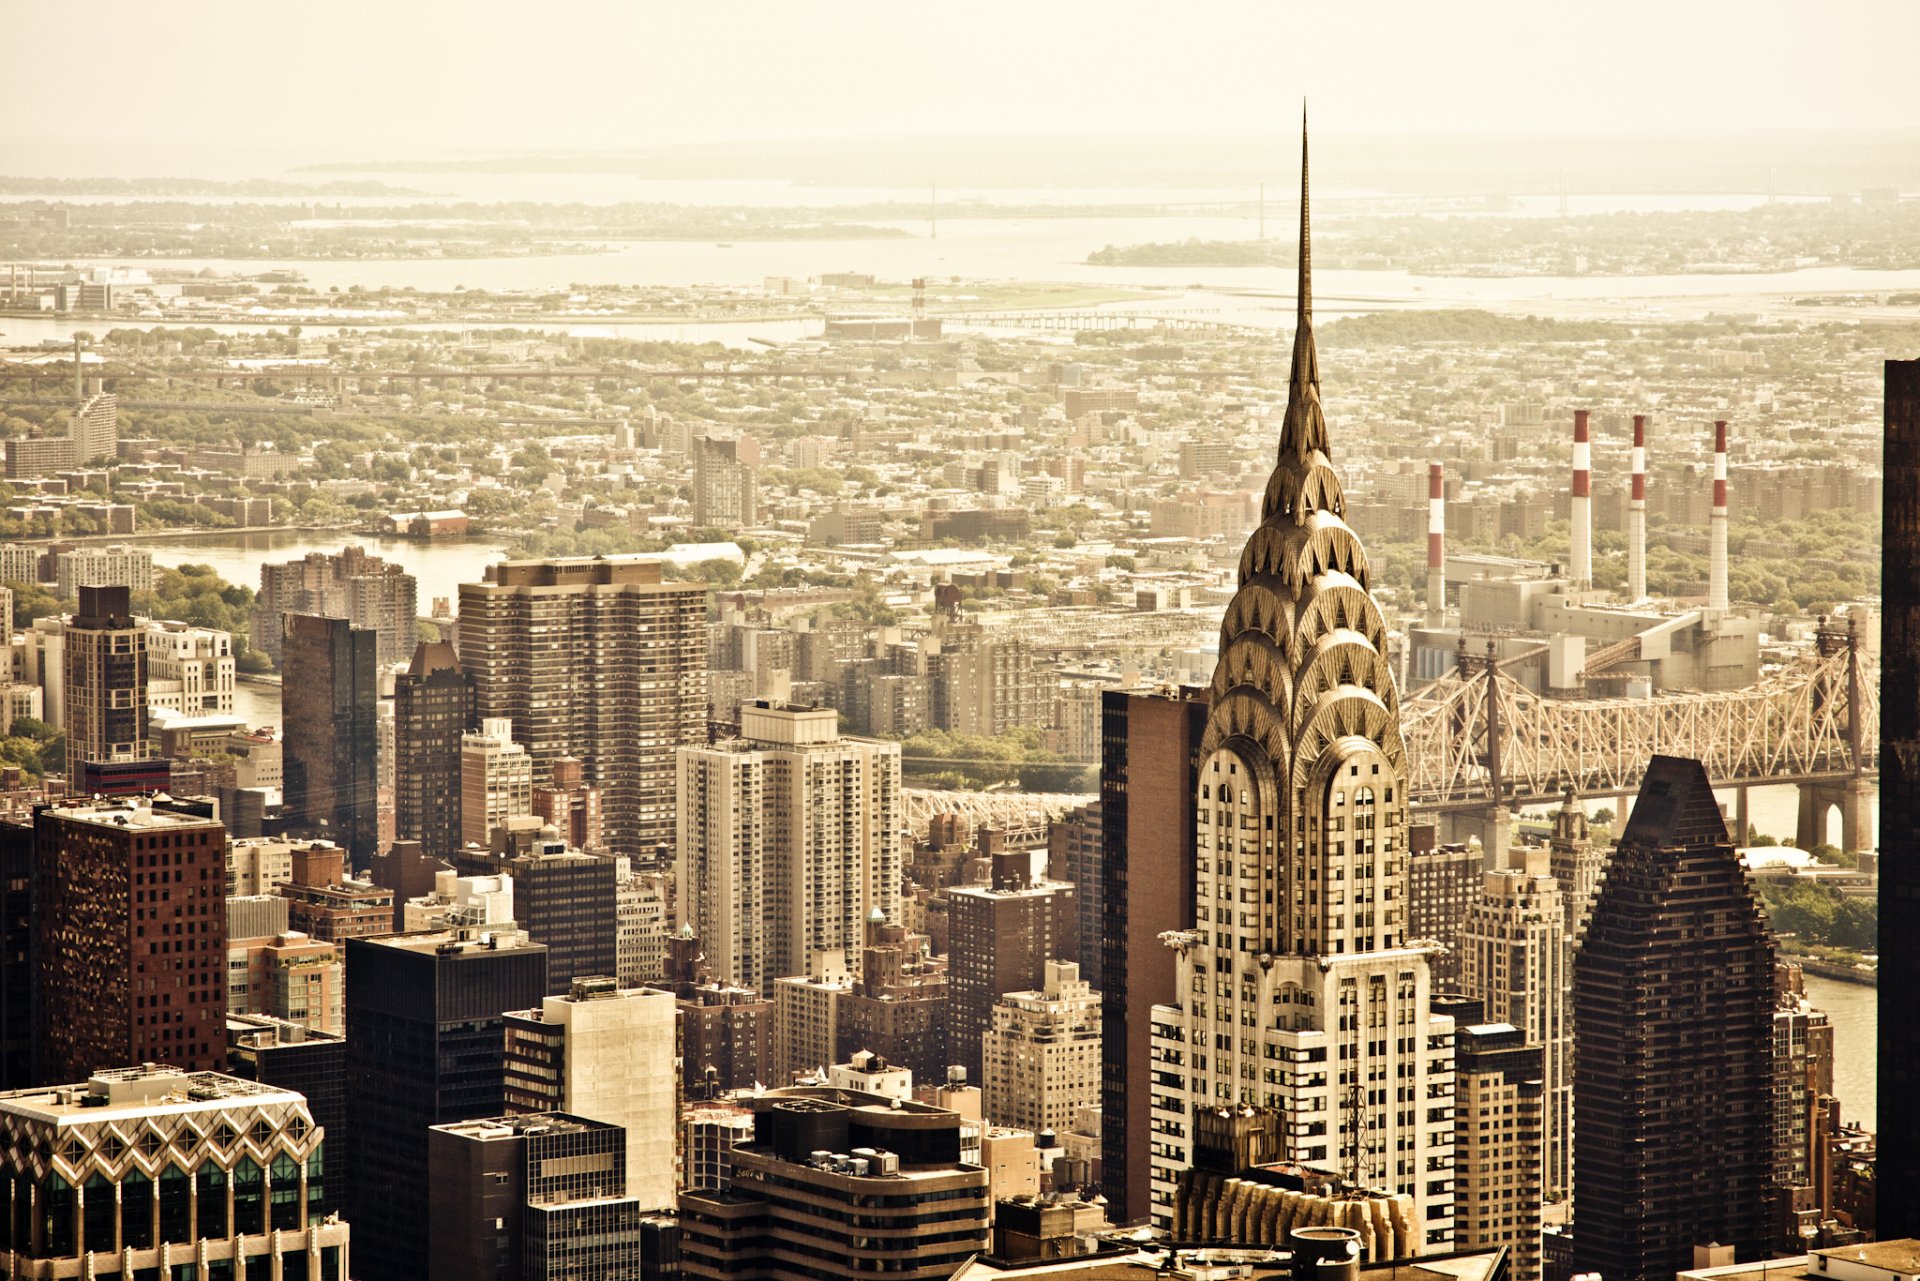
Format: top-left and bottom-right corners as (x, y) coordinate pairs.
(0, 1066), (300, 1125)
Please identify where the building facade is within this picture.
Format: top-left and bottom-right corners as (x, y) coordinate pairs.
(460, 717), (533, 851)
(63, 584), (148, 782)
(145, 620), (236, 718)
(281, 613), (379, 865)
(32, 798), (227, 1082)
(947, 852), (1078, 1086)
(1446, 1005), (1545, 1281)
(981, 959), (1101, 1137)
(0, 1065), (348, 1281)
(458, 556), (709, 856)
(393, 640), (474, 862)
(253, 546), (417, 668)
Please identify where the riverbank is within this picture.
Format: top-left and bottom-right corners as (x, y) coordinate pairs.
(1791, 955), (1877, 986)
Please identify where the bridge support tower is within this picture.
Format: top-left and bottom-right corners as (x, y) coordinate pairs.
(1796, 776), (1874, 853)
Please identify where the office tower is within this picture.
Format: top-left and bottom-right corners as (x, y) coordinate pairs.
(692, 433), (758, 529)
(275, 841), (396, 941)
(677, 702), (901, 993)
(0, 1065), (349, 1278)
(1441, 997), (1545, 1281)
(1147, 125), (1455, 1244)
(1546, 789), (1604, 939)
(32, 798), (226, 1082)
(461, 716), (533, 850)
(835, 916), (949, 1086)
(63, 584), (148, 783)
(253, 546), (417, 668)
(507, 840), (618, 995)
(678, 1087), (989, 1281)
(982, 960), (1101, 1136)
(282, 613), (379, 865)
(429, 1112), (646, 1281)
(226, 1014), (349, 1214)
(144, 619), (235, 716)
(1459, 846), (1570, 1203)
(533, 753), (604, 851)
(0, 820), (29, 1090)
(1047, 802), (1104, 986)
(502, 978), (679, 1210)
(458, 556), (709, 856)
(947, 851), (1078, 1085)
(394, 640), (474, 862)
(54, 544), (153, 602)
(1407, 836), (1481, 986)
(345, 928), (548, 1281)
(1881, 357), (1920, 1235)
(1098, 685), (1207, 1226)
(1573, 755), (1773, 1281)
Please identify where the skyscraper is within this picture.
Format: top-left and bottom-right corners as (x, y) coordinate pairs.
(676, 701), (901, 993)
(1573, 755), (1773, 1281)
(393, 639), (474, 862)
(281, 613), (379, 865)
(1879, 357), (1920, 1236)
(461, 717), (533, 850)
(981, 959), (1101, 1136)
(253, 546), (417, 668)
(1459, 846), (1570, 1203)
(692, 433), (758, 530)
(458, 556), (709, 856)
(1546, 789), (1604, 940)
(947, 851), (1077, 1086)
(1439, 996), (1545, 1281)
(63, 583), (148, 783)
(1147, 122), (1456, 1243)
(1097, 685), (1207, 1226)
(32, 797), (227, 1082)
(345, 928), (548, 1281)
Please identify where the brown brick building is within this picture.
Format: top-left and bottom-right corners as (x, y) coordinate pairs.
(945, 851), (1077, 1085)
(32, 798), (227, 1082)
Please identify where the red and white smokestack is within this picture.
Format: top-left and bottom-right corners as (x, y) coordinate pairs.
(1628, 414), (1647, 600)
(1709, 419), (1729, 614)
(1570, 410), (1592, 589)
(1427, 462), (1445, 622)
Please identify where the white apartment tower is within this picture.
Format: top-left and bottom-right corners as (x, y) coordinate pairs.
(461, 716), (533, 849)
(1148, 124), (1456, 1247)
(982, 959), (1102, 1136)
(677, 702), (901, 994)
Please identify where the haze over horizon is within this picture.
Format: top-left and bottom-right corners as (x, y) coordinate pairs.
(6, 0), (1919, 160)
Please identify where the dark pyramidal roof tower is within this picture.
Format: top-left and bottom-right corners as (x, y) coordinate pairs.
(1573, 754), (1773, 1281)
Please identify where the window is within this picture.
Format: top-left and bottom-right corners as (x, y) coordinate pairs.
(124, 1168), (155, 1249)
(160, 1165), (192, 1242)
(84, 1172), (116, 1254)
(306, 1146), (325, 1221)
(42, 1172), (75, 1258)
(197, 1166), (228, 1240)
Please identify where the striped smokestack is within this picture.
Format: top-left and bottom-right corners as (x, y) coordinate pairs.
(1570, 409), (1592, 589)
(1427, 462), (1445, 622)
(1709, 419), (1729, 614)
(1628, 414), (1647, 600)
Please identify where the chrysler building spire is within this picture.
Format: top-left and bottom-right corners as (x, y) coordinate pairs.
(1280, 104), (1328, 463)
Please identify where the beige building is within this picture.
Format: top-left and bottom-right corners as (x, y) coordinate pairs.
(616, 860), (670, 988)
(982, 960), (1102, 1136)
(1451, 1015), (1545, 1281)
(461, 716), (532, 849)
(457, 556), (709, 856)
(772, 964), (853, 1084)
(1458, 847), (1570, 1204)
(225, 930), (345, 1036)
(501, 977), (679, 1211)
(144, 620), (235, 717)
(55, 543), (153, 602)
(677, 702), (901, 994)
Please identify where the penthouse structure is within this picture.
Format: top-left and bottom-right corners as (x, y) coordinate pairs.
(458, 556), (709, 856)
(0, 1065), (348, 1280)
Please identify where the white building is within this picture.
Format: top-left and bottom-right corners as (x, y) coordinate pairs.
(145, 620), (235, 717)
(502, 978), (679, 1211)
(461, 716), (533, 850)
(54, 543), (154, 602)
(616, 859), (669, 988)
(403, 867), (515, 932)
(676, 701), (900, 994)
(982, 959), (1102, 1137)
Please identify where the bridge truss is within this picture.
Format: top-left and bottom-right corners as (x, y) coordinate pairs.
(1401, 629), (1876, 809)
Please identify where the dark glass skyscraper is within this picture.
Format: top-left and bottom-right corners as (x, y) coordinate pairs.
(345, 930), (548, 1281)
(1573, 754), (1773, 1281)
(393, 639), (474, 862)
(1879, 357), (1920, 1235)
(282, 613), (379, 866)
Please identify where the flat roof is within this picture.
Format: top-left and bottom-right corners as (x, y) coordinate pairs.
(0, 1069), (298, 1126)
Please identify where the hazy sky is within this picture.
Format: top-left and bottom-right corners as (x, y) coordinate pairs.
(8, 1), (1919, 154)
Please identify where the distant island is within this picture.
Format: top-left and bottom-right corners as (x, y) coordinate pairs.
(0, 176), (434, 198)
(1089, 238), (1292, 267)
